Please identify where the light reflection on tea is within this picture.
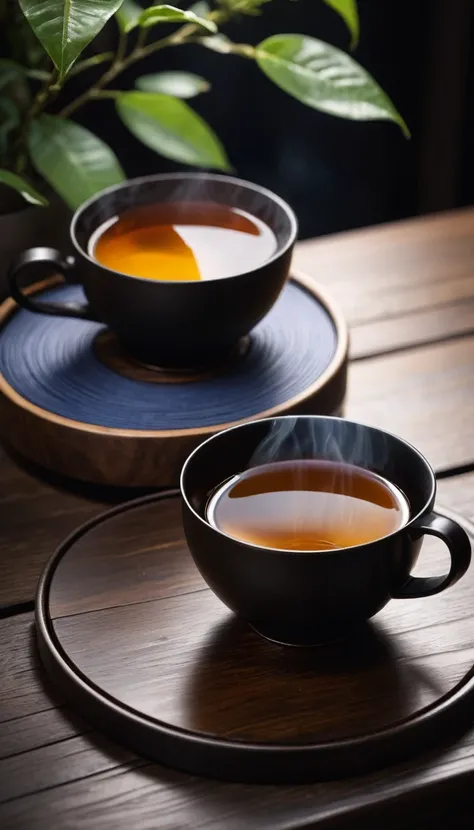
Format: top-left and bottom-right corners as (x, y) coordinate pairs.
(90, 201), (277, 282)
(207, 459), (410, 551)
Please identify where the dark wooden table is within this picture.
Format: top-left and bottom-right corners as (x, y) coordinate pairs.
(1, 208), (474, 828)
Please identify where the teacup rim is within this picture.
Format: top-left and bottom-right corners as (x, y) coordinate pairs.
(180, 414), (437, 556)
(69, 172), (298, 286)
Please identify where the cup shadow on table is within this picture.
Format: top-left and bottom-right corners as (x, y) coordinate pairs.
(27, 616), (469, 794)
(183, 614), (445, 744)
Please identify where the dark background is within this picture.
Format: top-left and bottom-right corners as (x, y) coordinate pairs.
(64, 0), (474, 238)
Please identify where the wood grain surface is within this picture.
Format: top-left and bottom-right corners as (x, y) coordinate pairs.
(40, 491), (474, 754)
(293, 208), (474, 326)
(347, 336), (474, 473)
(0, 596), (473, 828)
(1, 208), (474, 827)
(350, 299), (474, 360)
(0, 447), (108, 609)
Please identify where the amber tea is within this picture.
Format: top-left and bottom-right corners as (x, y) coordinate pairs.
(207, 459), (410, 551)
(90, 201), (277, 282)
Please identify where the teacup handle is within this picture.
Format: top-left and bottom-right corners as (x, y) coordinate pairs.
(7, 247), (99, 321)
(393, 510), (471, 598)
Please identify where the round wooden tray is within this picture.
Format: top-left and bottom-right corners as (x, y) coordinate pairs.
(0, 272), (347, 488)
(36, 491), (474, 784)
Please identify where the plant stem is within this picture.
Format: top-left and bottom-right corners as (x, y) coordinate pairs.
(115, 31), (128, 64)
(135, 26), (148, 52)
(15, 67), (59, 171)
(58, 9), (246, 121)
(69, 52), (115, 77)
(59, 20), (217, 119)
(31, 70), (59, 118)
(94, 89), (120, 99)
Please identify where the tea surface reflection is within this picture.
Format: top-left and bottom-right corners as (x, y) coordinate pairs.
(91, 201), (277, 282)
(207, 460), (410, 551)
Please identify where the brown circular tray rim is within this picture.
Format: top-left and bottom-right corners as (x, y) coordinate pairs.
(0, 270), (348, 439)
(35, 490), (474, 784)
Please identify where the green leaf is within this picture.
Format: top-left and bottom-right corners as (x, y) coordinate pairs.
(26, 68), (51, 80)
(0, 169), (48, 206)
(116, 0), (142, 32)
(18, 0), (125, 79)
(0, 59), (25, 91)
(199, 33), (234, 53)
(136, 71), (210, 98)
(28, 115), (125, 209)
(213, 0), (269, 13)
(256, 34), (409, 136)
(0, 98), (21, 147)
(188, 1), (210, 15)
(0, 99), (19, 160)
(138, 4), (217, 31)
(116, 91), (230, 169)
(0, 60), (30, 113)
(323, 0), (359, 49)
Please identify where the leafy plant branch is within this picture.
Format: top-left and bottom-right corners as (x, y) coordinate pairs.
(60, 21), (204, 118)
(0, 0), (409, 213)
(60, 11), (258, 120)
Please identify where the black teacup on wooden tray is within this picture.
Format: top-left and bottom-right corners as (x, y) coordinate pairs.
(36, 491), (474, 784)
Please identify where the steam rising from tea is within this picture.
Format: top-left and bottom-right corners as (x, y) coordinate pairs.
(207, 418), (410, 551)
(91, 201), (277, 282)
(207, 459), (409, 551)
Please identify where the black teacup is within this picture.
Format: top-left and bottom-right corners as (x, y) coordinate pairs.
(181, 416), (472, 645)
(7, 173), (297, 367)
